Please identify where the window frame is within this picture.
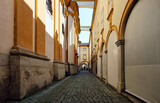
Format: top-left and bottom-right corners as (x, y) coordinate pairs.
(83, 48), (86, 51)
(46, 0), (53, 15)
(101, 8), (104, 29)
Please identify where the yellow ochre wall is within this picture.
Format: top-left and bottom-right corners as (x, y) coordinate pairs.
(36, 0), (46, 55)
(14, 0), (46, 55)
(15, 0), (33, 51)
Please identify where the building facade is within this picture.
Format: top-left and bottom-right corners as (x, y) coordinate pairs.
(0, 0), (80, 102)
(78, 43), (89, 70)
(89, 0), (160, 102)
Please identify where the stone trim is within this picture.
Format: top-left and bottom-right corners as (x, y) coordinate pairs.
(10, 49), (49, 61)
(104, 50), (108, 54)
(53, 60), (65, 64)
(70, 63), (78, 66)
(115, 40), (124, 47)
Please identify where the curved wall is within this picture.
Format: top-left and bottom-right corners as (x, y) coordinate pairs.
(108, 31), (118, 88)
(125, 0), (160, 102)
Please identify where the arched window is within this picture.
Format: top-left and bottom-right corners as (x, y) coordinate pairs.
(107, 0), (113, 20)
(46, 0), (52, 15)
(109, 0), (113, 13)
(101, 8), (104, 29)
(83, 54), (87, 60)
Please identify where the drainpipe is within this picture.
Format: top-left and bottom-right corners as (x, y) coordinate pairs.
(66, 6), (68, 64)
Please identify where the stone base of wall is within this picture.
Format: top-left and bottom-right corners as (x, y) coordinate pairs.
(70, 64), (78, 75)
(65, 63), (69, 76)
(9, 49), (54, 100)
(0, 54), (9, 102)
(53, 60), (65, 80)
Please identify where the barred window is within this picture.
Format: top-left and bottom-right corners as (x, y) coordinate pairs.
(46, 0), (52, 14)
(101, 9), (104, 29)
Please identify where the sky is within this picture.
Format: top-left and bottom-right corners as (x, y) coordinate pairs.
(78, 8), (93, 43)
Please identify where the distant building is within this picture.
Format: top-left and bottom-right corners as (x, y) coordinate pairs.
(78, 43), (89, 70)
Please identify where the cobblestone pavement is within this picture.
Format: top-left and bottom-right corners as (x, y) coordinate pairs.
(7, 71), (132, 103)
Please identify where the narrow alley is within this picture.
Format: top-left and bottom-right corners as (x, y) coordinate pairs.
(7, 71), (131, 103)
(0, 0), (160, 103)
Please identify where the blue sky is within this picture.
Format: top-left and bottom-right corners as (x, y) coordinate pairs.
(79, 8), (93, 43)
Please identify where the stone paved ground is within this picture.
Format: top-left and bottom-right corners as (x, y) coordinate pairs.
(7, 71), (132, 103)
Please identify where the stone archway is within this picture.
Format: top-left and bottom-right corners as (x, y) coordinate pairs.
(80, 61), (89, 70)
(107, 30), (118, 89)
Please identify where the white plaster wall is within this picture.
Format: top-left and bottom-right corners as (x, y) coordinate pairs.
(45, 10), (54, 62)
(0, 0), (14, 54)
(108, 31), (118, 89)
(112, 0), (128, 31)
(60, 4), (65, 63)
(97, 51), (101, 77)
(125, 0), (160, 102)
(62, 33), (65, 63)
(68, 15), (74, 64)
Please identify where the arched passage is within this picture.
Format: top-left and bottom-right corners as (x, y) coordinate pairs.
(107, 30), (118, 89)
(101, 44), (106, 80)
(80, 61), (89, 70)
(122, 0), (160, 102)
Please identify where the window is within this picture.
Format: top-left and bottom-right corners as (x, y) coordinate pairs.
(83, 48), (86, 51)
(101, 9), (104, 29)
(46, 0), (52, 15)
(109, 0), (113, 13)
(83, 54), (87, 60)
(62, 24), (64, 34)
(62, 4), (65, 15)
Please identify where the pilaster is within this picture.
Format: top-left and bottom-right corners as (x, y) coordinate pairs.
(104, 50), (108, 84)
(115, 40), (125, 93)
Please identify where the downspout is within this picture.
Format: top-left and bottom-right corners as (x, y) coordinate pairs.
(66, 6), (68, 64)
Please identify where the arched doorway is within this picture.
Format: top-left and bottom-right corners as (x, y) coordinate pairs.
(101, 44), (106, 80)
(107, 30), (118, 89)
(124, 0), (160, 102)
